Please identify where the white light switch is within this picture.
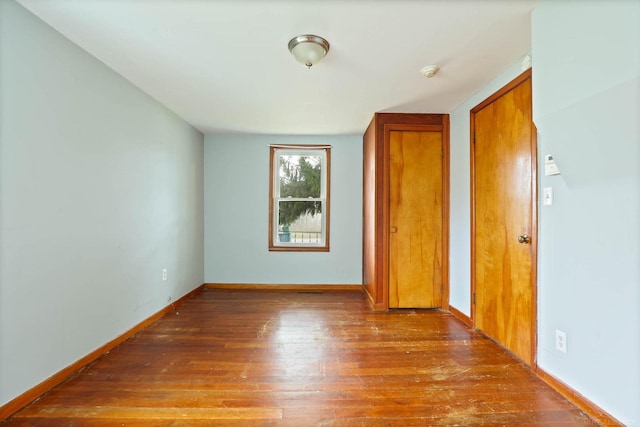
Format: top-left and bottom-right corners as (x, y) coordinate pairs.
(543, 187), (553, 205)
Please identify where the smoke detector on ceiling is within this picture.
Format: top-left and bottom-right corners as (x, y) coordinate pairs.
(421, 65), (440, 78)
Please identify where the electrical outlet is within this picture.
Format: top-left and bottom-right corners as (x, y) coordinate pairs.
(555, 330), (567, 353)
(162, 268), (168, 281)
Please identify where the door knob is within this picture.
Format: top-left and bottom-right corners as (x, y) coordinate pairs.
(518, 234), (531, 244)
(390, 226), (398, 233)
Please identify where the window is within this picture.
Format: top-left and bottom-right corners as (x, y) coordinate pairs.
(269, 145), (330, 251)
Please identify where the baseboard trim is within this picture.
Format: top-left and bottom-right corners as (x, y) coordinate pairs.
(204, 283), (362, 292)
(448, 305), (473, 327)
(6, 284), (619, 426)
(447, 308), (620, 425)
(0, 284), (205, 421)
(536, 367), (623, 426)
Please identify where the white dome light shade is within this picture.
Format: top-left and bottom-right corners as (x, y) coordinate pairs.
(288, 35), (330, 68)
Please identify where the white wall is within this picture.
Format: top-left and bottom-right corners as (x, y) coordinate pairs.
(449, 58), (530, 315)
(0, 0), (204, 407)
(204, 134), (362, 285)
(532, 2), (640, 425)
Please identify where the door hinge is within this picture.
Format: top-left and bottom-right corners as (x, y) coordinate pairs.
(473, 293), (476, 304)
(473, 133), (476, 144)
(441, 148), (444, 158)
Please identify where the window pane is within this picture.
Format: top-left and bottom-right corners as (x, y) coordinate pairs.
(277, 200), (323, 244)
(278, 155), (322, 198)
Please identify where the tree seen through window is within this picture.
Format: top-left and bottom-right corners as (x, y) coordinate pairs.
(278, 155), (322, 227)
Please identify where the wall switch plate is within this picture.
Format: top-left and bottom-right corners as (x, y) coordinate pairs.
(543, 187), (553, 205)
(162, 268), (168, 281)
(555, 329), (567, 353)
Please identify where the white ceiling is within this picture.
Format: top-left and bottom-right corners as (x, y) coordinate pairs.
(16, 0), (538, 135)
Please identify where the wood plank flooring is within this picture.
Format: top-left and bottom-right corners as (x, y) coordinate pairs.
(2, 289), (596, 426)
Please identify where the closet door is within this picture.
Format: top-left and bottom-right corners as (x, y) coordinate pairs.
(389, 130), (443, 308)
(471, 70), (536, 365)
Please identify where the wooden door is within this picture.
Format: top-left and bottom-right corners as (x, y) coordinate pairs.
(471, 70), (537, 365)
(389, 130), (443, 308)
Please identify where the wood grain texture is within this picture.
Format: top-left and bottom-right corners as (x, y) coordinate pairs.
(3, 289), (596, 426)
(440, 115), (451, 311)
(471, 70), (536, 366)
(389, 131), (443, 308)
(0, 284), (204, 421)
(362, 114), (449, 311)
(537, 368), (624, 426)
(362, 117), (379, 307)
(448, 305), (473, 328)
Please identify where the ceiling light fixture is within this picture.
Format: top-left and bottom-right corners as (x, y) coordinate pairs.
(288, 34), (330, 69)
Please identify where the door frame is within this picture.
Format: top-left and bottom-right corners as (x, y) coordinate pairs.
(469, 69), (538, 368)
(382, 122), (450, 310)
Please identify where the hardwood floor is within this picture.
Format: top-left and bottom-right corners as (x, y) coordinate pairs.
(2, 289), (596, 426)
